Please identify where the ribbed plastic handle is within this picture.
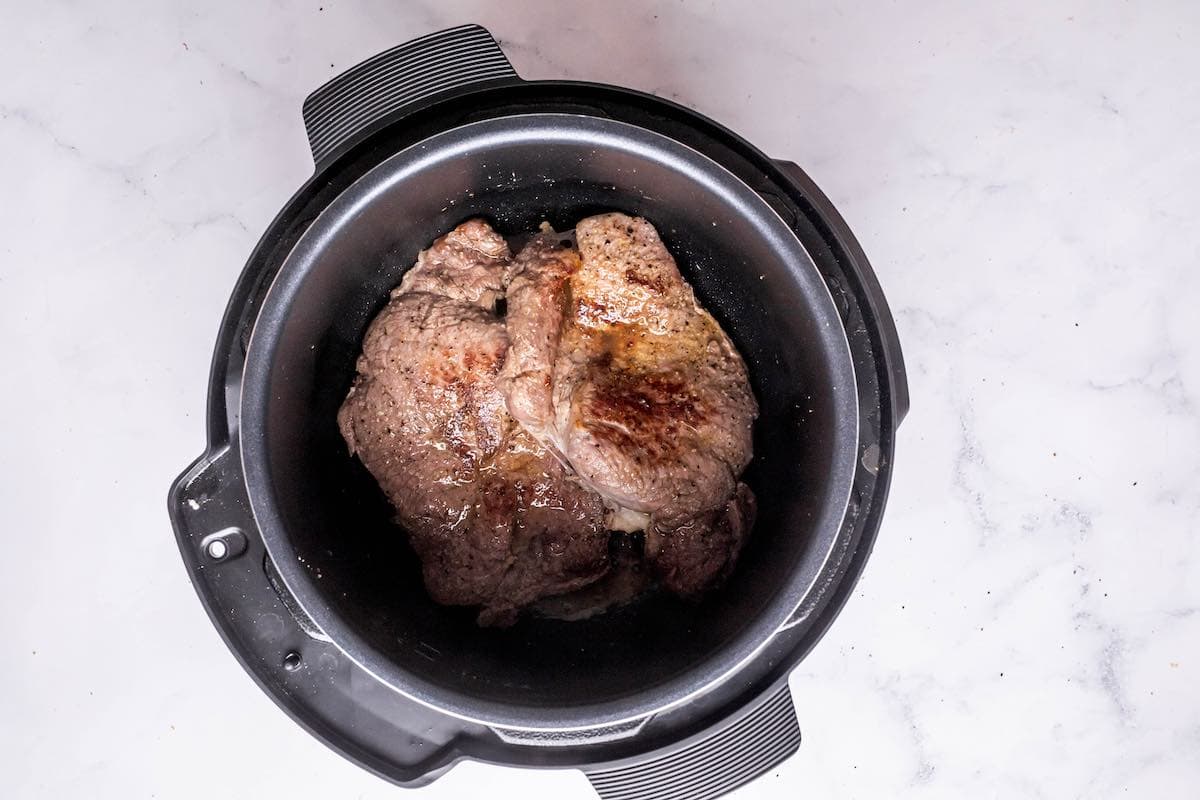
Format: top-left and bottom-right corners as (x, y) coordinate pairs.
(302, 24), (517, 167)
(584, 686), (801, 800)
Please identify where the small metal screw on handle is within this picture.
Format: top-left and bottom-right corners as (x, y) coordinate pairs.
(200, 528), (247, 562)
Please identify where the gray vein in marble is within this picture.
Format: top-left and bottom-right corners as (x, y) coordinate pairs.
(0, 104), (151, 197)
(952, 397), (999, 540)
(1072, 611), (1133, 724)
(1086, 351), (1198, 418)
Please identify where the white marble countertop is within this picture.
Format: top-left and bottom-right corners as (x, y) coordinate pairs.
(3, 2), (1198, 798)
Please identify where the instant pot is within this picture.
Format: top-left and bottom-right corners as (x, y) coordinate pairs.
(169, 24), (908, 800)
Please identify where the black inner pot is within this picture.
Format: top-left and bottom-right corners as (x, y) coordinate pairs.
(241, 114), (858, 726)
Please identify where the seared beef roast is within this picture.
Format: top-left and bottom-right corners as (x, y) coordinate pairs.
(340, 214), (758, 623)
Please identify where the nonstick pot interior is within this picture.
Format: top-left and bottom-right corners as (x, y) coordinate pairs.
(241, 114), (859, 728)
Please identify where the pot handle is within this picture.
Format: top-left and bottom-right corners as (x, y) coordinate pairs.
(584, 685), (800, 800)
(302, 24), (518, 168)
(170, 443), (327, 641)
(773, 159), (909, 423)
